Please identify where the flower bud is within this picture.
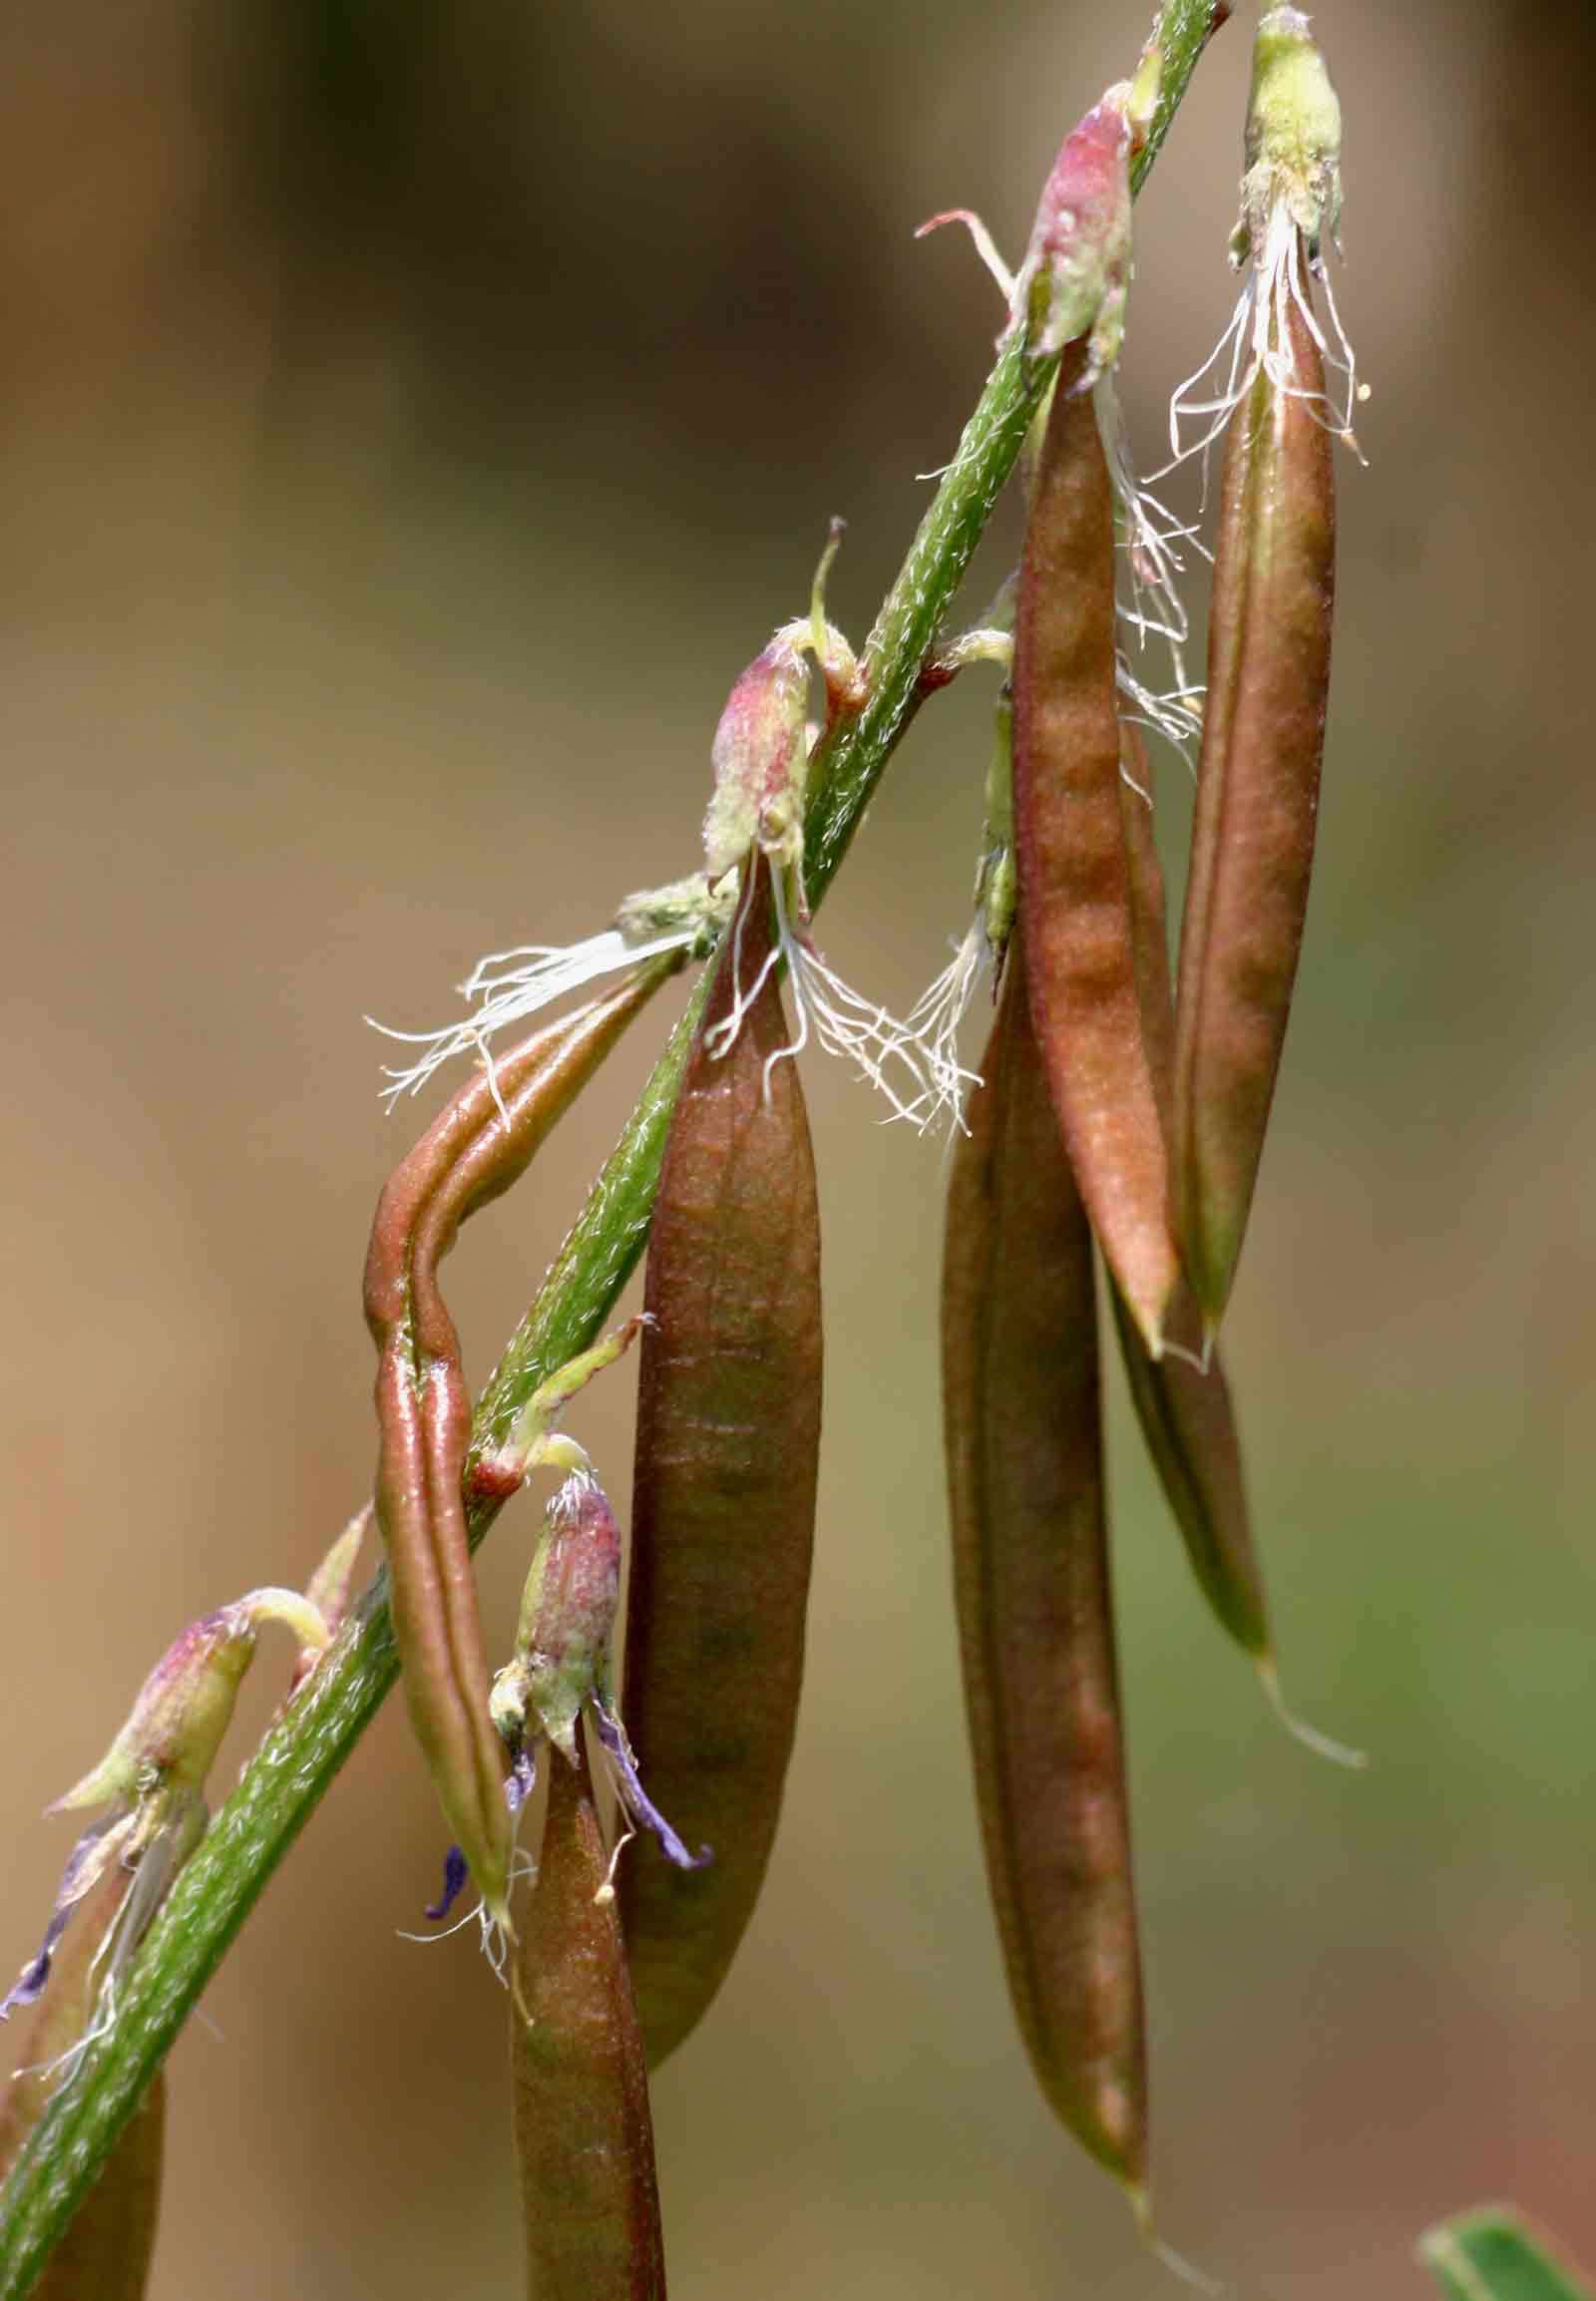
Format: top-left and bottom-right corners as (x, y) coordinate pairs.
(53, 1590), (324, 1814)
(4, 1588), (324, 2022)
(492, 1473), (621, 1766)
(486, 1472), (708, 1903)
(1014, 85), (1135, 377)
(702, 641), (810, 882)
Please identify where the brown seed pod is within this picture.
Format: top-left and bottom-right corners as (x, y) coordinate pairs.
(620, 858), (823, 2067)
(1011, 342), (1179, 1356)
(942, 926), (1146, 2187)
(1113, 730), (1269, 1659)
(364, 966), (670, 1931)
(511, 1739), (666, 2301)
(0, 1865), (166, 2301)
(1172, 265), (1336, 1332)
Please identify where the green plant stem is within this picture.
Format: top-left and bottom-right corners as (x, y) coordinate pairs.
(0, 10), (1224, 2289)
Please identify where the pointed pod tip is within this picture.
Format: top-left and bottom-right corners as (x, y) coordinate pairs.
(1125, 2186), (1226, 2297)
(1256, 1659), (1369, 1771)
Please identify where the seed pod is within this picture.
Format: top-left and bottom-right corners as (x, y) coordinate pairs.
(1113, 731), (1269, 1659)
(1171, 267), (1336, 1331)
(942, 927), (1145, 2187)
(1011, 341), (1179, 1356)
(620, 858), (823, 2066)
(511, 1739), (666, 2301)
(0, 1864), (166, 2301)
(365, 966), (669, 1933)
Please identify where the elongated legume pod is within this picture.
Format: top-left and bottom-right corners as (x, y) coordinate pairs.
(942, 927), (1145, 2186)
(511, 1740), (666, 2301)
(0, 1866), (165, 2301)
(1171, 275), (1335, 1331)
(620, 859), (822, 2067)
(1113, 730), (1269, 1658)
(1011, 343), (1179, 1356)
(365, 965), (670, 1929)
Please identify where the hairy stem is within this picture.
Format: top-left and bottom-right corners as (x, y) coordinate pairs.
(0, 11), (1223, 2288)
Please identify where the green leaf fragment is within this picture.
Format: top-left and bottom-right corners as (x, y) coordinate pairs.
(1419, 2210), (1595, 2301)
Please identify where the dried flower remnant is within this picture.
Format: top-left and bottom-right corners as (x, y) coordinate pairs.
(371, 876), (734, 1112)
(1166, 4), (1364, 472)
(1168, 5), (1350, 1334)
(621, 857), (823, 2066)
(900, 685), (1016, 1135)
(702, 555), (971, 1127)
(365, 969), (671, 1962)
(374, 530), (961, 1129)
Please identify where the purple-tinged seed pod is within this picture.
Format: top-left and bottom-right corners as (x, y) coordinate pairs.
(1113, 727), (1269, 1658)
(942, 926), (1146, 2189)
(1171, 277), (1335, 1333)
(1121, 727), (1362, 1770)
(1011, 337), (1180, 1357)
(620, 855), (822, 2066)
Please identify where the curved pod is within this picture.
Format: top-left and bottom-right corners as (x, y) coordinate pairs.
(365, 968), (667, 1924)
(621, 862), (822, 2067)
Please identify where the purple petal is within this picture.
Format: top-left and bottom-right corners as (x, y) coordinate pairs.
(1, 1940), (59, 2021)
(592, 1703), (712, 1872)
(505, 1746), (538, 1816)
(1, 1814), (123, 2022)
(425, 1845), (470, 1923)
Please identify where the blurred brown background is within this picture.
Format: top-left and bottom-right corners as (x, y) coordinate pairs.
(2, 3), (1592, 2295)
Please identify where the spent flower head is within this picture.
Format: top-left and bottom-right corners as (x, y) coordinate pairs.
(697, 542), (974, 1129)
(370, 526), (960, 1131)
(1166, 5), (1364, 470)
(369, 880), (732, 1111)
